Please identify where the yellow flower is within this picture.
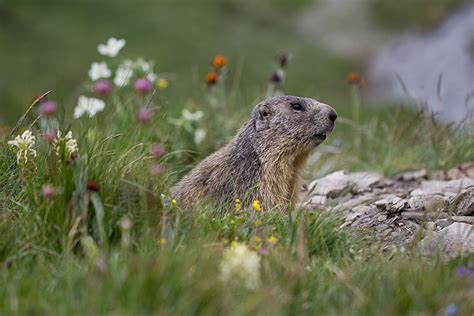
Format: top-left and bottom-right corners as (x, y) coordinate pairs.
(235, 199), (241, 203)
(156, 78), (169, 89)
(267, 236), (278, 245)
(254, 236), (262, 243)
(252, 200), (261, 212)
(230, 240), (238, 248)
(254, 220), (262, 226)
(171, 199), (177, 206)
(157, 238), (167, 246)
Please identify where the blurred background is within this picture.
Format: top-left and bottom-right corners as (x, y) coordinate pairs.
(0, 0), (473, 125)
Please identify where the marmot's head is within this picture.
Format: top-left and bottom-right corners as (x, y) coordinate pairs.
(252, 96), (337, 152)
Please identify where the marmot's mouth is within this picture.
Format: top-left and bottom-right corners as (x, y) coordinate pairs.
(314, 133), (327, 141)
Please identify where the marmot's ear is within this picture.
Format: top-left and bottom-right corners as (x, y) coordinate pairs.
(256, 103), (271, 131)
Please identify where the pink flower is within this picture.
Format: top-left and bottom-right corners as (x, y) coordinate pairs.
(44, 129), (57, 143)
(40, 101), (57, 116)
(136, 107), (153, 124)
(93, 80), (113, 96)
(150, 164), (165, 176)
(133, 78), (152, 94)
(42, 184), (55, 201)
(150, 143), (166, 158)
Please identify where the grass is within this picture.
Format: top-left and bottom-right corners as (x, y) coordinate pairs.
(1, 1), (474, 314)
(0, 58), (473, 313)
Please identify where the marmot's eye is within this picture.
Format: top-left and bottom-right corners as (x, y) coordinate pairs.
(290, 102), (305, 112)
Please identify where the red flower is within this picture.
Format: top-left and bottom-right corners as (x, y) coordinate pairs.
(346, 73), (361, 85)
(212, 55), (227, 69)
(206, 72), (218, 85)
(87, 180), (100, 192)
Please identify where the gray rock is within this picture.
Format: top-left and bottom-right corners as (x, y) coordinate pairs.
(307, 170), (352, 198)
(373, 195), (407, 214)
(407, 195), (446, 211)
(348, 172), (383, 193)
(411, 178), (474, 197)
(420, 223), (474, 258)
(449, 189), (474, 216)
(397, 169), (428, 181)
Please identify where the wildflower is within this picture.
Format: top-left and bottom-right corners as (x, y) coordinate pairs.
(252, 200), (261, 212)
(455, 264), (474, 279)
(53, 131), (79, 160)
(74, 96), (105, 118)
(206, 71), (218, 85)
(88, 62), (111, 81)
(235, 199), (241, 211)
(278, 53), (289, 68)
(156, 78), (169, 89)
(87, 180), (100, 192)
(270, 70), (284, 85)
(220, 242), (261, 289)
(133, 78), (152, 94)
(254, 236), (262, 243)
(445, 304), (458, 316)
(258, 248), (269, 256)
(114, 60), (134, 87)
(137, 58), (151, 72)
(194, 128), (206, 145)
(254, 220), (262, 226)
(44, 129), (57, 143)
(267, 236), (278, 245)
(171, 199), (177, 206)
(97, 37), (126, 57)
(93, 80), (112, 96)
(150, 143), (166, 158)
(157, 238), (167, 246)
(212, 55), (227, 69)
(146, 72), (157, 83)
(8, 130), (36, 164)
(136, 107), (153, 124)
(149, 164), (165, 177)
(42, 184), (55, 201)
(119, 217), (133, 231)
(346, 72), (361, 85)
(39, 100), (57, 116)
(182, 109), (204, 121)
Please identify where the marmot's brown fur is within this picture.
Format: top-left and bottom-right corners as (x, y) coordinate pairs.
(172, 96), (337, 210)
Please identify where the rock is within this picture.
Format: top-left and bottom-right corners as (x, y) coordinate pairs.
(307, 170), (352, 198)
(449, 189), (474, 216)
(397, 169), (428, 181)
(451, 216), (474, 225)
(373, 195), (407, 214)
(407, 195), (446, 211)
(446, 162), (474, 180)
(348, 172), (383, 193)
(331, 193), (377, 213)
(420, 223), (474, 258)
(410, 178), (474, 197)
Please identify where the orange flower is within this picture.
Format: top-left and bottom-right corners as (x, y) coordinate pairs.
(346, 73), (361, 85)
(212, 55), (227, 69)
(206, 71), (218, 85)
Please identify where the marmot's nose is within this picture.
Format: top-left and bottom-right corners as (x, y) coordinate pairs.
(328, 110), (337, 122)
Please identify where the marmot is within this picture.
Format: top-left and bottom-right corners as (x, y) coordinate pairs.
(172, 96), (337, 210)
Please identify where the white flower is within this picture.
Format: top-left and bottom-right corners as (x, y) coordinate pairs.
(74, 96), (105, 118)
(114, 60), (134, 87)
(137, 58), (151, 72)
(182, 109), (204, 121)
(8, 130), (36, 164)
(97, 37), (126, 57)
(146, 72), (157, 83)
(220, 242), (261, 290)
(53, 131), (79, 159)
(194, 128), (206, 145)
(88, 62), (111, 81)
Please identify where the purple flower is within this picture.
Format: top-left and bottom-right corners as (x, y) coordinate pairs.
(445, 304), (458, 316)
(258, 248), (269, 256)
(278, 53), (289, 68)
(455, 264), (474, 279)
(150, 164), (165, 176)
(136, 107), (153, 124)
(150, 143), (166, 158)
(40, 101), (57, 116)
(44, 129), (57, 143)
(42, 184), (55, 201)
(133, 78), (152, 94)
(93, 80), (112, 96)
